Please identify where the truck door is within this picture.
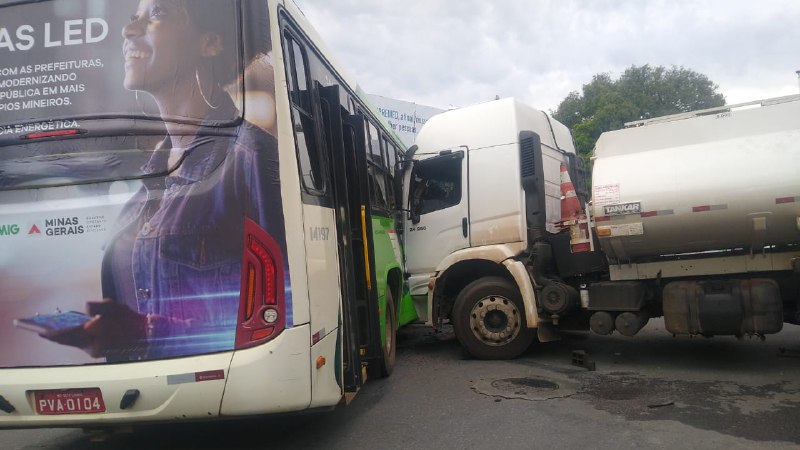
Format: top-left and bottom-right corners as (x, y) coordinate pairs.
(403, 150), (469, 281)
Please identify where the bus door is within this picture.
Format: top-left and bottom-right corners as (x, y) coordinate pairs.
(318, 85), (381, 395)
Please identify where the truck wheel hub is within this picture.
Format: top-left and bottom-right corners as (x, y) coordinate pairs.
(469, 295), (521, 346)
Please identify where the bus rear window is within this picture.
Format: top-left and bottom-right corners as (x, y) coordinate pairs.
(0, 0), (245, 133)
(0, 135), (172, 189)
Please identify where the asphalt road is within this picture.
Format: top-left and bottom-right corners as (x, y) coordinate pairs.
(4, 319), (800, 449)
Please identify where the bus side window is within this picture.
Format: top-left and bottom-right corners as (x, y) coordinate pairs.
(348, 97), (358, 115)
(283, 32), (326, 195)
(387, 140), (397, 177)
(365, 121), (389, 211)
(382, 136), (396, 209)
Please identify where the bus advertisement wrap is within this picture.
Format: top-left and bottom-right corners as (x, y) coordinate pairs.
(0, 0), (292, 367)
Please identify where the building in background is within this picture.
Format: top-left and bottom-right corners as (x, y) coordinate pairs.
(368, 94), (444, 148)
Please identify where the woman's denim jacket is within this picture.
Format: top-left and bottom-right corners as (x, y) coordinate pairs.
(100, 103), (289, 359)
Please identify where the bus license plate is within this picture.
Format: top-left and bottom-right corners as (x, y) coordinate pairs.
(33, 388), (106, 415)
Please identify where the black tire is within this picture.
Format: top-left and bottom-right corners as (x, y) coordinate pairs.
(452, 276), (534, 360)
(371, 288), (397, 378)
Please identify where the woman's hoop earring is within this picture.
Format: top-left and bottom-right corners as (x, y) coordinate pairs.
(135, 91), (151, 117)
(196, 68), (220, 110)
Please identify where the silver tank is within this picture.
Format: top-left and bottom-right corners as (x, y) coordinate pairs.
(591, 96), (800, 262)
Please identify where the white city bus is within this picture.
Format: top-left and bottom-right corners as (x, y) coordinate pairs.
(0, 0), (412, 429)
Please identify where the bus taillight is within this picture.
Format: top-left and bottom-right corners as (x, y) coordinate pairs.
(236, 218), (285, 350)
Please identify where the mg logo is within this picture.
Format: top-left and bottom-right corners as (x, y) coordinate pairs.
(0, 224), (20, 236)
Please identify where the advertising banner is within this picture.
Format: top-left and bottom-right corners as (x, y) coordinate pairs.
(0, 0), (290, 367)
(368, 94), (444, 148)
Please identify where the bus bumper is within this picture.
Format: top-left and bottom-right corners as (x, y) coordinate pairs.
(0, 325), (310, 429)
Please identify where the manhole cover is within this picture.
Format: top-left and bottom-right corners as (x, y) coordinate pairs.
(491, 377), (559, 394)
(473, 373), (579, 401)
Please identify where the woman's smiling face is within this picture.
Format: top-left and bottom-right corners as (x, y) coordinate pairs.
(121, 0), (202, 95)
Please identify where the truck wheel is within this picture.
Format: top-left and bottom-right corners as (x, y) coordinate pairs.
(452, 277), (534, 360)
(371, 288), (397, 378)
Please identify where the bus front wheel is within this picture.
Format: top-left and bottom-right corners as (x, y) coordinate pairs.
(452, 277), (534, 360)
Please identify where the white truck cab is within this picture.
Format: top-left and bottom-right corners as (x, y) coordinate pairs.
(401, 98), (582, 358)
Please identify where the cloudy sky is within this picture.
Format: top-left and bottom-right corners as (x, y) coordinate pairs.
(292, 0), (800, 113)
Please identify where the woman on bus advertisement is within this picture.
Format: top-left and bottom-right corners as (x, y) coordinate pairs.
(42, 0), (291, 361)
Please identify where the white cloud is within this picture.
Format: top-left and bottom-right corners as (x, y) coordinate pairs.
(293, 0), (800, 112)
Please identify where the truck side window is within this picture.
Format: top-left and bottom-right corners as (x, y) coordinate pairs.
(411, 154), (462, 215)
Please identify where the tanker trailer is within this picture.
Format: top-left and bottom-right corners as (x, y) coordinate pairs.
(581, 95), (800, 338)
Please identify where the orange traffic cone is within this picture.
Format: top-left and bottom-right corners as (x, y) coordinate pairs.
(560, 164), (582, 220)
(558, 163), (591, 253)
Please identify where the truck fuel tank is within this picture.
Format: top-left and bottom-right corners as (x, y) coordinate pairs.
(663, 279), (783, 337)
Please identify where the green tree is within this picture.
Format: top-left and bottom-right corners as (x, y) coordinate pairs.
(553, 65), (726, 160)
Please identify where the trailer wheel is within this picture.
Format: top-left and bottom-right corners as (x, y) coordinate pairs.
(370, 288), (397, 378)
(452, 277), (534, 360)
